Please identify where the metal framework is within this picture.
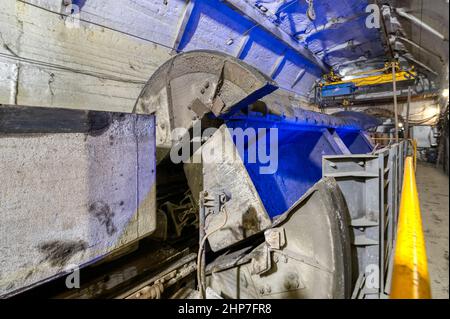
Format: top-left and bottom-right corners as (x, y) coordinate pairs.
(323, 140), (408, 298)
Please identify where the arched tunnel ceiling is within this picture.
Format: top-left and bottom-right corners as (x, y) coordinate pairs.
(172, 0), (389, 97)
(17, 0), (450, 101)
(218, 0), (449, 90)
(240, 0), (387, 72)
(390, 0), (449, 85)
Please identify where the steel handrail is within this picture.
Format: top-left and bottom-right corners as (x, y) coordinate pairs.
(390, 156), (431, 299)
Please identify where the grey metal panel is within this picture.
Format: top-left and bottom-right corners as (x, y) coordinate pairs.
(135, 50), (277, 162)
(323, 154), (381, 299)
(322, 140), (408, 299)
(322, 129), (350, 155)
(207, 178), (352, 299)
(0, 110), (156, 297)
(185, 124), (272, 252)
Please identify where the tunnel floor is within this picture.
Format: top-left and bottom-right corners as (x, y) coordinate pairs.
(416, 162), (449, 299)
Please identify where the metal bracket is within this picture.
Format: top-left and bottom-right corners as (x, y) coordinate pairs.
(306, 0), (316, 21)
(250, 244), (272, 276)
(201, 190), (231, 218)
(264, 228), (286, 250)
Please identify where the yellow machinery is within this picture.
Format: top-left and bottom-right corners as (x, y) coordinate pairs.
(320, 62), (417, 98)
(323, 62), (416, 87)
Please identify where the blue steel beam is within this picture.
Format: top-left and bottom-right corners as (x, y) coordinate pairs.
(221, 0), (330, 72)
(224, 107), (367, 131)
(171, 0), (196, 55)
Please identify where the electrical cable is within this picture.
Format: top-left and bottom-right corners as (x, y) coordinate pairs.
(196, 206), (228, 299)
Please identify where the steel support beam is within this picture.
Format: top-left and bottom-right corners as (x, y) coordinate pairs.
(392, 62), (400, 142)
(378, 3), (395, 59)
(235, 32), (251, 59)
(171, 0), (195, 54)
(396, 36), (445, 64)
(403, 55), (439, 76)
(395, 8), (447, 41)
(291, 69), (306, 89)
(405, 86), (411, 139)
(269, 53), (286, 78)
(222, 0), (330, 73)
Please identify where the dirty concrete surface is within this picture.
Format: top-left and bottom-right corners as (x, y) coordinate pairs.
(416, 162), (449, 299)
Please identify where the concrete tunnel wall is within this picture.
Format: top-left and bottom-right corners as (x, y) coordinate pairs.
(1, 0), (383, 113)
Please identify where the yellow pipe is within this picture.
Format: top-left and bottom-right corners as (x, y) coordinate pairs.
(391, 157), (431, 299)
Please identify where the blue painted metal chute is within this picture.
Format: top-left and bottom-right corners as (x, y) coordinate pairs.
(225, 109), (376, 218)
